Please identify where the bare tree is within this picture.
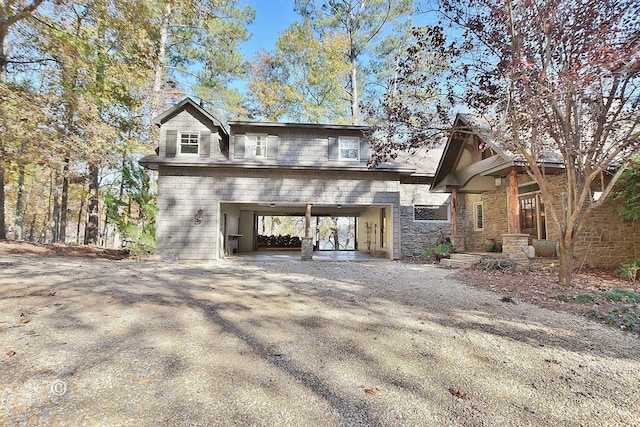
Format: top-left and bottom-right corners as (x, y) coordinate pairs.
(372, 0), (640, 284)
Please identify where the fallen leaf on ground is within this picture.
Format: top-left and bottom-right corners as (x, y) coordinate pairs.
(19, 318), (30, 324)
(448, 386), (468, 399)
(364, 387), (380, 395)
(6, 350), (15, 357)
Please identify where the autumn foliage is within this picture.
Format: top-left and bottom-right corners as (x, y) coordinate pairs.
(370, 0), (640, 284)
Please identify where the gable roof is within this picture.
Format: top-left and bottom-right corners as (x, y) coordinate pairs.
(152, 97), (229, 137)
(457, 113), (564, 165)
(432, 113), (566, 192)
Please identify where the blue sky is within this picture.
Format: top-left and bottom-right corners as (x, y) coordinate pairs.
(240, 0), (300, 60)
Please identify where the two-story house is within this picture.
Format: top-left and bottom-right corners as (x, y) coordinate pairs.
(139, 98), (451, 261)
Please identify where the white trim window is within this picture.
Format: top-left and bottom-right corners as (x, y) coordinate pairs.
(247, 134), (267, 159)
(179, 132), (200, 155)
(339, 137), (359, 160)
(414, 204), (450, 223)
(473, 202), (484, 231)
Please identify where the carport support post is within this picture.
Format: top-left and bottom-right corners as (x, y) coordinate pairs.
(301, 203), (313, 260)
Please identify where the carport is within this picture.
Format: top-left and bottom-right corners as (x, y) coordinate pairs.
(220, 202), (391, 259)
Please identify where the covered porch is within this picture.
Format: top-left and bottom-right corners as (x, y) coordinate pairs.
(432, 114), (564, 266)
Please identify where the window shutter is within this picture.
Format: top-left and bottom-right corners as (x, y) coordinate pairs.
(360, 138), (371, 162)
(267, 135), (278, 159)
(199, 130), (211, 158)
(328, 136), (338, 160)
(234, 134), (245, 159)
(165, 130), (177, 157)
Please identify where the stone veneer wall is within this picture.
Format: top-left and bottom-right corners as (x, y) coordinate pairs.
(399, 207), (454, 257)
(467, 173), (639, 268)
(399, 178), (455, 258)
(471, 183), (509, 247)
(542, 175), (639, 267)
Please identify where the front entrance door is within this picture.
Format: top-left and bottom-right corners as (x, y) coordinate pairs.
(519, 193), (546, 242)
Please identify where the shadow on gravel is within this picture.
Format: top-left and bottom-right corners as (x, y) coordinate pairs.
(245, 261), (640, 361)
(2, 257), (639, 425)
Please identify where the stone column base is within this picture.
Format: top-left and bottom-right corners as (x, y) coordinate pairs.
(450, 235), (465, 252)
(301, 237), (314, 261)
(501, 233), (530, 266)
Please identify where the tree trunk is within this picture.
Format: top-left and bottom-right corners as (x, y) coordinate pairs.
(1, 20), (9, 82)
(59, 159), (70, 242)
(28, 213), (36, 241)
(349, 52), (358, 124)
(0, 28), (7, 240)
(51, 172), (61, 242)
(149, 2), (172, 139)
(0, 152), (5, 239)
(14, 156), (26, 240)
(85, 164), (100, 245)
(558, 237), (574, 286)
(85, 16), (105, 246)
(76, 195), (85, 243)
(0, 0), (45, 241)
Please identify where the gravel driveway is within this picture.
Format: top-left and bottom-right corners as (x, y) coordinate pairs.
(1, 255), (639, 426)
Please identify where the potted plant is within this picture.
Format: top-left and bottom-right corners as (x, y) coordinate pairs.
(484, 238), (496, 252)
(532, 239), (557, 257)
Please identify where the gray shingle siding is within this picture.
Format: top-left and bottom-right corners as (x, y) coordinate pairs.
(159, 110), (224, 160)
(155, 167), (404, 260)
(147, 100), (438, 261)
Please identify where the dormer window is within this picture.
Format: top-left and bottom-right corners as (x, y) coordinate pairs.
(179, 132), (200, 155)
(339, 137), (359, 160)
(247, 134), (267, 158)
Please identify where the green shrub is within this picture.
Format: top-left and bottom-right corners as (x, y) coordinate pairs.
(604, 288), (640, 303)
(553, 293), (569, 302)
(424, 236), (454, 260)
(605, 308), (638, 331)
(588, 307), (639, 332)
(575, 293), (596, 303)
(615, 260), (640, 284)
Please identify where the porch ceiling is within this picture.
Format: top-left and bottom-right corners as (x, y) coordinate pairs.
(223, 202), (371, 217)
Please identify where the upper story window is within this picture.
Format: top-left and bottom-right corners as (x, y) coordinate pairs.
(339, 137), (359, 160)
(179, 132), (200, 155)
(247, 134), (267, 158)
(233, 133), (278, 160)
(414, 204), (450, 223)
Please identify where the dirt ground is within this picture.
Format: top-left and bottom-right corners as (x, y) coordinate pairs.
(0, 240), (128, 260)
(456, 266), (640, 334)
(1, 242), (639, 426)
(1, 240), (637, 334)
